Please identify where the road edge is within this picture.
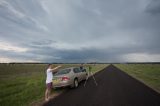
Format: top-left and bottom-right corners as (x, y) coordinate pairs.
(113, 64), (160, 94)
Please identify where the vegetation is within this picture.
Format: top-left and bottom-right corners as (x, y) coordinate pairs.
(85, 64), (108, 74)
(0, 63), (107, 106)
(115, 64), (160, 93)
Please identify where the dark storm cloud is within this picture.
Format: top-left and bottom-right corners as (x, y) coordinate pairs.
(0, 0), (160, 62)
(24, 46), (123, 63)
(146, 0), (160, 14)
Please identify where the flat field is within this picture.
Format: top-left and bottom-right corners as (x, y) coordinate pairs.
(0, 63), (107, 106)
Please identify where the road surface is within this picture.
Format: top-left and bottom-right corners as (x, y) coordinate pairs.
(44, 65), (160, 106)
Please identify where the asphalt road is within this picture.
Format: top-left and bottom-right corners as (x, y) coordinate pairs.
(44, 65), (160, 106)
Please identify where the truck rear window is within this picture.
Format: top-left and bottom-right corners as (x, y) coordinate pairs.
(54, 69), (71, 75)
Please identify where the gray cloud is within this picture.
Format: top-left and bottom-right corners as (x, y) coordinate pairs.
(0, 0), (160, 63)
(146, 0), (160, 15)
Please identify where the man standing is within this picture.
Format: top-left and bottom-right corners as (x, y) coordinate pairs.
(80, 63), (84, 71)
(89, 65), (92, 72)
(45, 64), (61, 101)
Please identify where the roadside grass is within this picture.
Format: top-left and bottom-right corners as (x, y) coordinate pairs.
(0, 63), (108, 106)
(0, 64), (46, 106)
(115, 64), (160, 93)
(84, 64), (108, 74)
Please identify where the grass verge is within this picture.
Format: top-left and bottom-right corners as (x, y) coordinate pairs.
(115, 64), (160, 93)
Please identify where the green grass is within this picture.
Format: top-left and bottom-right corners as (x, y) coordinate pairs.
(0, 64), (46, 106)
(0, 63), (107, 106)
(84, 64), (108, 74)
(115, 64), (160, 93)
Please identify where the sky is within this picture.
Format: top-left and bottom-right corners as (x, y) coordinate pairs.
(0, 0), (160, 63)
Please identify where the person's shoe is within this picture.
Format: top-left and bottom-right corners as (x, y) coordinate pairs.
(45, 98), (49, 102)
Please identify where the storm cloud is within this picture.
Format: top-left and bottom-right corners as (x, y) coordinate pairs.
(0, 0), (160, 63)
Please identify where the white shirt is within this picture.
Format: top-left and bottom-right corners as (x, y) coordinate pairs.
(46, 68), (53, 83)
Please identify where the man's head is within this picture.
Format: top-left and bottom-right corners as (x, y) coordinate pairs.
(48, 64), (52, 68)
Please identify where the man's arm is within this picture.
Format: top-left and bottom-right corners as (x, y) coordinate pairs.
(50, 65), (61, 72)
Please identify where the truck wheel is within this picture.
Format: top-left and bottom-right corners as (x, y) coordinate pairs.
(74, 79), (78, 88)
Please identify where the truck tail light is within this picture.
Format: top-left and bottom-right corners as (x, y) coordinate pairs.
(62, 76), (70, 81)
